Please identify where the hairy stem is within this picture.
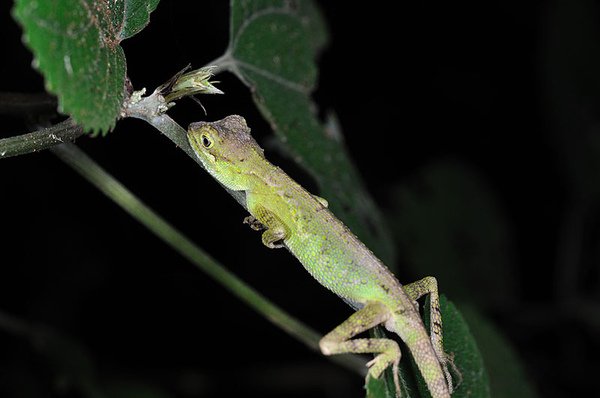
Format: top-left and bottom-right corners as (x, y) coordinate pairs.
(0, 118), (84, 159)
(124, 89), (248, 208)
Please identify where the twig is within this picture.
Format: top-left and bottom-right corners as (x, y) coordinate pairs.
(123, 87), (248, 208)
(0, 118), (84, 159)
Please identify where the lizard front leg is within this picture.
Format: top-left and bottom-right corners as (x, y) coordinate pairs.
(243, 215), (266, 231)
(403, 276), (459, 392)
(244, 200), (289, 249)
(319, 301), (402, 396)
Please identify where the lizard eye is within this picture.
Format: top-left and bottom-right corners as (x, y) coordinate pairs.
(201, 134), (213, 148)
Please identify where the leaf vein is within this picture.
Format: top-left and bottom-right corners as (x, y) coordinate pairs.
(231, 6), (296, 50)
(234, 58), (310, 94)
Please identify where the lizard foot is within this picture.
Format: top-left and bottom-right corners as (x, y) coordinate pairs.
(365, 349), (401, 397)
(262, 227), (286, 249)
(243, 216), (266, 231)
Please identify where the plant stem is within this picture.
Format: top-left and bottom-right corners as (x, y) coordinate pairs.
(124, 90), (248, 208)
(203, 51), (235, 74)
(51, 143), (367, 376)
(0, 118), (84, 159)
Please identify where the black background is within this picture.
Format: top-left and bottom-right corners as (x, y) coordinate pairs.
(2, 1), (600, 397)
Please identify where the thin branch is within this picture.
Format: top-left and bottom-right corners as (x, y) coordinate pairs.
(124, 88), (248, 208)
(0, 118), (84, 159)
(51, 143), (367, 377)
(0, 64), (222, 160)
(202, 51), (235, 74)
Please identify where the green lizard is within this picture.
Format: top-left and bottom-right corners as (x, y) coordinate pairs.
(188, 115), (456, 397)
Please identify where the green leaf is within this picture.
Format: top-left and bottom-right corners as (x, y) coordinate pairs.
(459, 306), (538, 398)
(366, 374), (400, 398)
(223, 0), (396, 265)
(391, 160), (516, 309)
(366, 297), (490, 398)
(437, 297), (490, 398)
(366, 328), (418, 398)
(120, 0), (161, 39)
(12, 0), (160, 134)
(416, 297), (490, 398)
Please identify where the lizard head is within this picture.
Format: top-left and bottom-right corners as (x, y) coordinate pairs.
(188, 115), (265, 190)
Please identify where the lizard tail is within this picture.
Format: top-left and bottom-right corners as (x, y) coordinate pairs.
(393, 317), (451, 398)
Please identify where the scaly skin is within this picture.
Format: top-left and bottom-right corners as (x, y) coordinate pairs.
(188, 115), (454, 397)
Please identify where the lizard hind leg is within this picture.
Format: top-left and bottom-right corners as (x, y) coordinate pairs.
(319, 301), (402, 397)
(261, 227), (287, 249)
(402, 276), (460, 392)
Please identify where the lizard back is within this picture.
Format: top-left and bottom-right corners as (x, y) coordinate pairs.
(247, 161), (415, 312)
